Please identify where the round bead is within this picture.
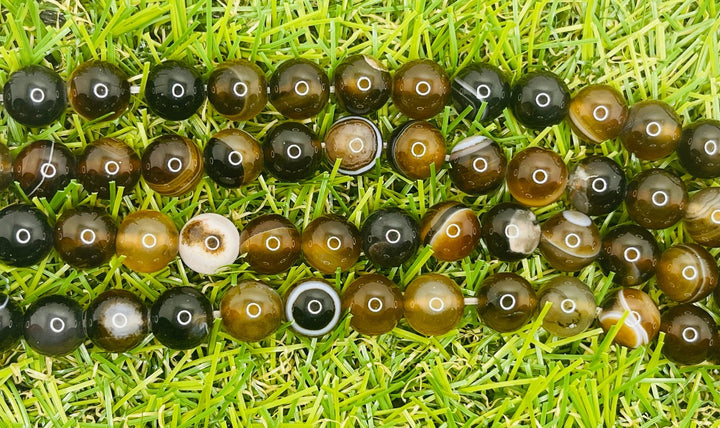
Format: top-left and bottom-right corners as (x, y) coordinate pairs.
(420, 202), (480, 262)
(13, 140), (76, 199)
(451, 63), (510, 122)
(84, 290), (149, 352)
(333, 55), (391, 115)
(0, 144), (13, 192)
(239, 214), (301, 275)
(203, 129), (263, 188)
(506, 147), (568, 207)
(0, 204), (54, 267)
(392, 59), (450, 120)
(342, 274), (404, 336)
(285, 279), (341, 337)
(207, 60), (267, 121)
(480, 202), (541, 262)
(403, 274), (464, 336)
(220, 280), (282, 342)
(3, 65), (67, 127)
(684, 188), (720, 247)
(387, 120), (446, 180)
(656, 244), (718, 303)
(677, 120), (720, 178)
(598, 288), (660, 348)
(477, 273), (537, 333)
(537, 276), (596, 337)
(324, 116), (382, 175)
(568, 84), (628, 144)
(360, 208), (420, 268)
(566, 156), (627, 216)
(599, 224), (660, 286)
(179, 213), (239, 275)
(150, 287), (213, 350)
(116, 210), (179, 273)
(301, 215), (361, 274)
(625, 168), (688, 229)
(539, 210), (601, 272)
(268, 58), (329, 119)
(660, 304), (718, 365)
(145, 61), (206, 121)
(141, 134), (204, 196)
(77, 138), (141, 198)
(619, 100), (682, 160)
(23, 295), (85, 356)
(68, 60), (130, 121)
(0, 294), (23, 352)
(263, 122), (322, 181)
(54, 208), (117, 268)
(511, 71), (570, 129)
(448, 135), (507, 195)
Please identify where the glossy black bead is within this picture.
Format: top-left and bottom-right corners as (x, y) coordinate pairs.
(360, 208), (420, 268)
(84, 290), (149, 352)
(150, 287), (213, 350)
(511, 71), (570, 129)
(566, 156), (627, 216)
(3, 65), (67, 127)
(290, 286), (337, 332)
(23, 295), (85, 356)
(677, 120), (720, 178)
(0, 293), (23, 352)
(451, 63), (510, 122)
(263, 122), (322, 181)
(0, 205), (54, 267)
(145, 61), (206, 121)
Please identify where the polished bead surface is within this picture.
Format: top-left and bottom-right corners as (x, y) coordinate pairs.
(285, 279), (341, 337)
(684, 187), (720, 247)
(342, 274), (404, 336)
(506, 147), (567, 207)
(451, 63), (510, 122)
(84, 290), (149, 352)
(0, 294), (23, 352)
(677, 120), (720, 178)
(360, 208), (420, 268)
(403, 274), (464, 336)
(599, 224), (659, 286)
(333, 55), (391, 115)
(324, 116), (382, 175)
(598, 288), (660, 348)
(23, 295), (85, 356)
(150, 287), (213, 350)
(145, 61), (206, 121)
(3, 65), (67, 127)
(537, 276), (596, 337)
(0, 144), (13, 192)
(656, 244), (718, 303)
(207, 60), (267, 121)
(420, 202), (480, 262)
(480, 202), (541, 262)
(660, 304), (718, 365)
(116, 210), (179, 273)
(13, 140), (76, 199)
(179, 213), (239, 275)
(619, 100), (682, 160)
(203, 129), (263, 188)
(269, 58), (329, 119)
(239, 214), (301, 274)
(392, 59), (450, 120)
(141, 134), (204, 196)
(221, 280), (282, 342)
(626, 168), (687, 229)
(68, 60), (130, 121)
(511, 71), (570, 129)
(566, 156), (626, 216)
(568, 84), (628, 144)
(539, 210), (601, 271)
(77, 138), (141, 198)
(263, 122), (322, 181)
(387, 120), (446, 180)
(54, 208), (117, 268)
(477, 273), (537, 333)
(301, 215), (361, 274)
(0, 204), (54, 267)
(448, 136), (507, 195)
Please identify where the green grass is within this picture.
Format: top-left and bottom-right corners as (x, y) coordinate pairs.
(0, 0), (719, 426)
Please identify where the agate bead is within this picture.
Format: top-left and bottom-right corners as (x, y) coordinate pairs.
(392, 59), (450, 120)
(268, 58), (329, 119)
(285, 279), (341, 337)
(3, 65), (67, 127)
(511, 71), (570, 129)
(619, 100), (682, 160)
(0, 205), (54, 267)
(537, 276), (596, 337)
(506, 147), (567, 207)
(387, 121), (446, 180)
(539, 210), (601, 272)
(448, 136), (507, 195)
(677, 120), (720, 178)
(480, 202), (541, 262)
(342, 274), (404, 336)
(451, 63), (510, 122)
(221, 281), (282, 342)
(568, 84), (628, 144)
(684, 188), (720, 247)
(0, 144), (13, 192)
(477, 273), (537, 333)
(301, 215), (361, 274)
(599, 225), (660, 286)
(403, 274), (464, 336)
(145, 61), (206, 121)
(203, 129), (263, 188)
(150, 287), (213, 350)
(660, 304), (718, 365)
(625, 168), (687, 230)
(116, 210), (179, 273)
(0, 294), (23, 352)
(84, 290), (149, 352)
(13, 140), (76, 199)
(420, 202), (480, 262)
(324, 116), (382, 175)
(360, 208), (420, 268)
(141, 134), (204, 196)
(207, 60), (267, 121)
(239, 214), (301, 275)
(263, 122), (322, 181)
(656, 244), (718, 303)
(77, 138), (141, 198)
(179, 213), (240, 275)
(68, 60), (130, 121)
(54, 208), (117, 268)
(333, 55), (391, 115)
(23, 295), (85, 356)
(598, 288), (660, 348)
(566, 156), (626, 216)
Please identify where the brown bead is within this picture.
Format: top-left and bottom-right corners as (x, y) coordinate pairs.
(660, 304), (718, 365)
(13, 140), (76, 199)
(684, 188), (720, 247)
(403, 274), (464, 336)
(392, 59), (450, 120)
(268, 58), (329, 120)
(599, 224), (660, 286)
(539, 210), (601, 271)
(342, 274), (403, 336)
(656, 244), (718, 303)
(324, 116), (382, 175)
(301, 215), (361, 274)
(221, 280), (282, 342)
(619, 100), (682, 160)
(568, 84), (628, 144)
(54, 207), (117, 268)
(537, 276), (596, 337)
(116, 210), (179, 273)
(599, 288), (660, 348)
(477, 273), (537, 332)
(626, 168), (688, 230)
(387, 120), (446, 180)
(84, 289), (149, 352)
(506, 147), (567, 207)
(203, 129), (263, 188)
(77, 137), (141, 198)
(207, 60), (267, 121)
(420, 201), (480, 262)
(0, 144), (13, 191)
(448, 135), (507, 195)
(141, 134), (204, 196)
(239, 214), (301, 274)
(68, 60), (130, 121)
(333, 55), (391, 115)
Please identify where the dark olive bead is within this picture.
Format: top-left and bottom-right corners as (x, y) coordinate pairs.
(285, 279), (341, 337)
(477, 273), (537, 333)
(54, 208), (117, 268)
(420, 202), (480, 262)
(145, 61), (206, 121)
(448, 135), (507, 195)
(598, 288), (660, 348)
(0, 204), (54, 267)
(301, 215), (361, 274)
(268, 58), (329, 120)
(150, 287), (213, 350)
(511, 71), (570, 129)
(599, 224), (660, 286)
(0, 294), (23, 352)
(77, 138), (140, 198)
(619, 100), (682, 160)
(333, 55), (391, 115)
(324, 116), (382, 175)
(3, 65), (67, 127)
(537, 276), (596, 337)
(203, 129), (263, 187)
(221, 280), (282, 342)
(207, 60), (267, 121)
(451, 63), (510, 122)
(480, 202), (540, 262)
(263, 122), (322, 181)
(677, 120), (720, 178)
(239, 214), (301, 275)
(403, 274), (464, 336)
(568, 84), (628, 144)
(68, 60), (130, 121)
(684, 188), (720, 247)
(656, 244), (718, 303)
(660, 304), (718, 365)
(141, 134), (204, 196)
(360, 208), (420, 268)
(539, 210), (601, 272)
(342, 274), (404, 336)
(0, 144), (13, 192)
(566, 156), (626, 216)
(23, 295), (85, 356)
(387, 120), (446, 180)
(116, 210), (179, 273)
(506, 147), (567, 207)
(625, 168), (688, 230)
(84, 290), (149, 352)
(13, 140), (76, 199)
(392, 59), (450, 120)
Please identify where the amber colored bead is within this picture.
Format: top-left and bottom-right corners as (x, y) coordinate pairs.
(333, 55), (391, 115)
(677, 120), (720, 178)
(145, 61), (206, 121)
(0, 144), (13, 192)
(116, 210), (179, 273)
(656, 244), (718, 303)
(54, 208), (117, 268)
(511, 71), (570, 130)
(285, 279), (341, 337)
(403, 274), (464, 336)
(68, 60), (130, 121)
(179, 213), (240, 275)
(660, 304), (718, 365)
(221, 280), (282, 342)
(684, 188), (720, 247)
(3, 65), (67, 127)
(619, 100), (682, 160)
(13, 140), (76, 199)
(324, 116), (382, 175)
(84, 289), (149, 352)
(598, 288), (660, 348)
(451, 63), (510, 122)
(387, 120), (446, 180)
(480, 202), (540, 262)
(268, 58), (329, 120)
(420, 202), (480, 262)
(77, 137), (141, 198)
(263, 122), (322, 181)
(506, 147), (567, 207)
(207, 60), (267, 121)
(477, 273), (537, 333)
(537, 276), (596, 337)
(625, 169), (688, 230)
(239, 214), (301, 274)
(568, 84), (628, 144)
(598, 224), (660, 286)
(301, 215), (361, 274)
(392, 59), (450, 120)
(360, 208), (420, 268)
(203, 129), (263, 188)
(448, 136), (507, 195)
(0, 204), (54, 267)
(539, 210), (601, 272)
(342, 274), (404, 336)
(23, 295), (85, 356)
(141, 134), (204, 196)
(566, 156), (627, 216)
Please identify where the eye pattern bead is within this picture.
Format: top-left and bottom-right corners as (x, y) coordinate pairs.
(68, 60), (130, 121)
(537, 276), (596, 337)
(392, 59), (451, 120)
(0, 204), (54, 267)
(506, 147), (568, 207)
(77, 138), (141, 198)
(684, 187), (720, 247)
(203, 129), (263, 188)
(285, 279), (341, 337)
(179, 213), (240, 275)
(480, 202), (541, 262)
(403, 274), (464, 336)
(342, 274), (404, 336)
(598, 288), (660, 349)
(656, 244), (718, 303)
(269, 58), (330, 120)
(0, 144), (13, 192)
(0, 294), (23, 352)
(360, 208), (420, 268)
(448, 135), (507, 195)
(566, 156), (627, 216)
(599, 224), (660, 286)
(387, 120), (446, 180)
(659, 304), (718, 365)
(511, 70), (570, 130)
(23, 295), (85, 356)
(263, 122), (322, 181)
(324, 116), (382, 175)
(141, 134), (204, 196)
(150, 287), (213, 350)
(301, 215), (361, 274)
(568, 84), (628, 144)
(239, 214), (301, 275)
(207, 60), (267, 121)
(451, 63), (510, 122)
(116, 210), (179, 273)
(539, 210), (601, 272)
(84, 290), (149, 352)
(3, 65), (67, 127)
(145, 61), (206, 121)
(13, 140), (76, 199)
(420, 202), (480, 262)
(477, 273), (537, 333)
(54, 208), (117, 268)
(619, 100), (682, 160)
(333, 55), (391, 115)
(677, 120), (720, 178)
(220, 280), (282, 342)
(625, 168), (688, 230)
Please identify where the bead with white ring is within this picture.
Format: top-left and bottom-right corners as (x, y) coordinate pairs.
(176, 309), (193, 326)
(415, 81), (431, 96)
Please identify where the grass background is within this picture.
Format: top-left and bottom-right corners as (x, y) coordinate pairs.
(0, 0), (719, 426)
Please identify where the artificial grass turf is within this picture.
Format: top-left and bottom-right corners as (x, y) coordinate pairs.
(0, 0), (719, 426)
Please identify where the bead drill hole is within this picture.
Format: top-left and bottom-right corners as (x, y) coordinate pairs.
(532, 169), (548, 185)
(705, 140), (718, 155)
(228, 151), (243, 166)
(476, 84), (491, 99)
(15, 228), (31, 244)
(445, 224), (461, 238)
(499, 294), (516, 311)
(356, 76), (372, 92)
(307, 299), (323, 315)
(49, 317), (65, 333)
(712, 210), (720, 224)
(265, 236), (281, 251)
(415, 81), (431, 96)
(385, 229), (401, 244)
(232, 81), (248, 97)
(111, 313), (128, 329)
(104, 161), (120, 175)
(167, 157), (183, 173)
(80, 228), (96, 245)
(651, 191), (668, 207)
(294, 81), (310, 96)
(348, 137), (365, 154)
(592, 105), (609, 121)
(410, 142), (427, 157)
(682, 327), (699, 343)
(326, 236), (342, 251)
(367, 297), (383, 313)
(286, 144), (302, 160)
(428, 297), (445, 312)
(560, 299), (576, 314)
(176, 310), (192, 326)
(142, 233), (157, 249)
(40, 163), (57, 178)
(93, 83), (109, 99)
(535, 92), (551, 107)
(204, 235), (221, 251)
(681, 265), (698, 281)
(564, 233), (581, 248)
(246, 303), (262, 318)
(646, 121), (662, 137)
(591, 177), (608, 192)
(473, 157), (488, 173)
(30, 88), (46, 103)
(505, 224), (520, 239)
(171, 83), (185, 98)
(623, 247), (641, 263)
